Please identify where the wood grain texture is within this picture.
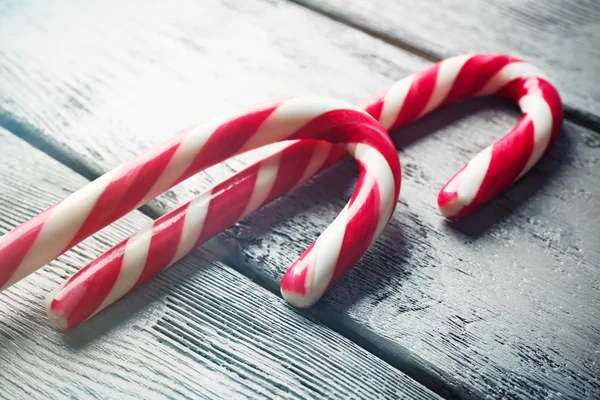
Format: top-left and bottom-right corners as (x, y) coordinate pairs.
(0, 0), (428, 215)
(1, 0), (599, 398)
(291, 0), (600, 126)
(0, 128), (441, 400)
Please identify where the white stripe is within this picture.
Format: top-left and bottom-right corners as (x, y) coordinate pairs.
(240, 152), (281, 219)
(438, 196), (466, 218)
(5, 169), (118, 289)
(242, 142), (295, 165)
(457, 146), (493, 205)
(517, 95), (553, 178)
(476, 62), (548, 96)
(240, 96), (365, 153)
(348, 143), (397, 236)
(96, 226), (154, 313)
(418, 55), (471, 118)
(171, 191), (212, 264)
(379, 75), (413, 131)
(145, 118), (224, 202)
(309, 206), (349, 303)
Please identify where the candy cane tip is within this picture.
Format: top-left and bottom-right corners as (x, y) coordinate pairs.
(45, 285), (70, 330)
(280, 288), (317, 309)
(437, 172), (467, 218)
(280, 265), (318, 308)
(46, 305), (69, 330)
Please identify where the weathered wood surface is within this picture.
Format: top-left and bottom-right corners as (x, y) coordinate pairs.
(0, 0), (427, 216)
(1, 0), (599, 398)
(292, 0), (600, 126)
(0, 128), (441, 399)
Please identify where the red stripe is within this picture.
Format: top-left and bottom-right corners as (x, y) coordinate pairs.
(195, 167), (259, 245)
(323, 146), (347, 168)
(67, 139), (182, 249)
(50, 240), (127, 329)
(180, 105), (279, 181)
(473, 117), (535, 212)
(134, 206), (188, 289)
(0, 207), (52, 288)
(390, 63), (439, 130)
(361, 89), (388, 121)
(265, 141), (317, 205)
(443, 54), (517, 105)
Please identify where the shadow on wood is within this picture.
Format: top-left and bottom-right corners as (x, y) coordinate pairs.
(55, 252), (218, 350)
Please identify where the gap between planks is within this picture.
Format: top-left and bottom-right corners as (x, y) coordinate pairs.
(286, 0), (600, 134)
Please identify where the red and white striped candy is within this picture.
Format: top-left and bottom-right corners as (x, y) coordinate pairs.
(46, 141), (350, 329)
(0, 98), (401, 329)
(361, 54), (562, 218)
(46, 54), (562, 330)
(1, 97), (401, 294)
(0, 54), (562, 329)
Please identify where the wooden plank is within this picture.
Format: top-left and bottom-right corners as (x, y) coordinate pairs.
(290, 0), (600, 126)
(0, 128), (441, 399)
(0, 0), (428, 215)
(1, 0), (599, 398)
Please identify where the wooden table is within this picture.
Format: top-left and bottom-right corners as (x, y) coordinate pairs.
(1, 1), (598, 398)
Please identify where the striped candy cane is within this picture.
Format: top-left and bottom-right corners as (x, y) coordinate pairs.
(1, 97), (401, 315)
(1, 54), (562, 329)
(46, 54), (562, 330)
(47, 141), (349, 329)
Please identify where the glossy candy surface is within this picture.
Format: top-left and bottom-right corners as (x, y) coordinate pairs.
(0, 55), (562, 329)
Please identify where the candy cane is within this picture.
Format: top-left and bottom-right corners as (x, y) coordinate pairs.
(1, 54), (562, 329)
(45, 54), (562, 330)
(1, 97), (401, 308)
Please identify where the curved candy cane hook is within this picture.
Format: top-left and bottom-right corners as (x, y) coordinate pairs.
(362, 54), (563, 217)
(282, 54), (561, 305)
